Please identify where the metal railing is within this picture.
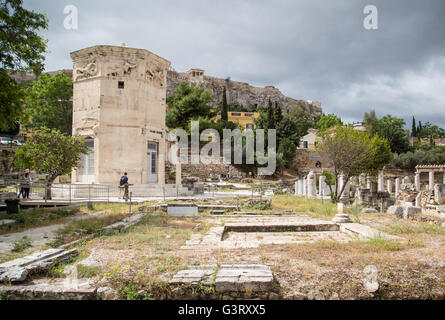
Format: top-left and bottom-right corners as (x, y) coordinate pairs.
(1, 180), (204, 203)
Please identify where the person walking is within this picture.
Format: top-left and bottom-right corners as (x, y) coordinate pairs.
(119, 172), (129, 200)
(17, 172), (26, 198)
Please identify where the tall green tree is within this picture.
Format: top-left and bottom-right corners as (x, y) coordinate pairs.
(376, 115), (410, 154)
(363, 110), (378, 136)
(411, 116), (417, 137)
(274, 102), (283, 124)
(14, 127), (88, 199)
(0, 0), (48, 131)
(316, 114), (342, 132)
(316, 126), (392, 201)
(267, 99), (275, 130)
(166, 82), (214, 129)
(23, 73), (73, 135)
(277, 138), (296, 169)
(220, 86), (228, 121)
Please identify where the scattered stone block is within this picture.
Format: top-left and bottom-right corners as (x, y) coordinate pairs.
(388, 206), (404, 218)
(403, 206), (421, 219)
(283, 209), (293, 214)
(0, 219), (16, 226)
(211, 210), (225, 215)
(363, 265), (379, 293)
(361, 208), (378, 214)
(0, 248), (78, 282)
(332, 214), (352, 224)
(0, 267), (28, 283)
(167, 204), (198, 217)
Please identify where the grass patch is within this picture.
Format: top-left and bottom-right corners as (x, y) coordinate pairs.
(11, 236), (32, 253)
(0, 208), (78, 235)
(53, 214), (126, 245)
(385, 220), (445, 235)
(271, 195), (337, 217)
(360, 233), (405, 251)
(77, 264), (100, 278)
(118, 282), (141, 300)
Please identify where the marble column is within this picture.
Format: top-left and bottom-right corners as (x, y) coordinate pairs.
(378, 170), (384, 192)
(415, 173), (420, 192)
(319, 175), (326, 197)
(298, 179), (304, 195)
(366, 175), (372, 189)
(359, 173), (366, 187)
(429, 171), (435, 191)
(295, 180), (299, 195)
(303, 177), (307, 198)
(307, 171), (317, 198)
(387, 179), (393, 195)
(395, 178), (401, 198)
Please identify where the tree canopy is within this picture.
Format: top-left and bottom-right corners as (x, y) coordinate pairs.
(316, 126), (392, 201)
(14, 127), (88, 199)
(23, 73), (73, 135)
(0, 0), (48, 131)
(166, 82), (214, 129)
(316, 114), (342, 132)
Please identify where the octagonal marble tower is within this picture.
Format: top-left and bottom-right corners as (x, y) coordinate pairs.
(70, 45), (171, 184)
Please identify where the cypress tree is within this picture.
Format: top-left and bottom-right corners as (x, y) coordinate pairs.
(267, 98), (275, 129)
(274, 102), (283, 124)
(411, 116), (416, 137)
(221, 86), (228, 121)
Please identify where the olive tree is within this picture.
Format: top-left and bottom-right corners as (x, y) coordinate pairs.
(316, 126), (392, 202)
(14, 127), (88, 199)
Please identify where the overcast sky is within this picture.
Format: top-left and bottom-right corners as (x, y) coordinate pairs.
(23, 0), (445, 128)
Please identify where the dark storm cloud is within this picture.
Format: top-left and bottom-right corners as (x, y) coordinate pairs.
(23, 0), (445, 127)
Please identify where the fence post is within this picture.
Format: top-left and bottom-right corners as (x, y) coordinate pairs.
(129, 192), (132, 214)
(107, 185), (110, 203)
(45, 184), (47, 203)
(69, 183), (71, 203)
(163, 185), (165, 201)
(88, 184), (91, 202)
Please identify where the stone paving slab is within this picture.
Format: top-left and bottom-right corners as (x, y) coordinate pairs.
(340, 223), (402, 240)
(215, 265), (273, 292)
(169, 264), (274, 293)
(169, 265), (216, 285)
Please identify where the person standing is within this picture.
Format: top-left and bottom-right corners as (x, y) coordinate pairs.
(23, 172), (31, 199)
(119, 172), (129, 200)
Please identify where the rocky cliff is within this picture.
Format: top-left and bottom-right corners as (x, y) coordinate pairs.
(11, 68), (323, 115)
(167, 69), (323, 115)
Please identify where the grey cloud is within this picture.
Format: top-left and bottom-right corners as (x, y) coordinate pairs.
(23, 0), (445, 127)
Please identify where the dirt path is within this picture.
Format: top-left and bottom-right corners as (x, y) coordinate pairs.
(0, 211), (106, 257)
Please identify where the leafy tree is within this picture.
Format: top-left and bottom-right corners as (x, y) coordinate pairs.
(23, 73), (73, 134)
(375, 115), (410, 154)
(0, 68), (24, 131)
(166, 82), (214, 129)
(277, 138), (296, 169)
(221, 86), (228, 121)
(0, 0), (48, 130)
(363, 110), (378, 137)
(14, 127), (88, 199)
(392, 146), (445, 169)
(316, 126), (392, 201)
(228, 102), (249, 112)
(416, 121), (445, 139)
(316, 114), (342, 132)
